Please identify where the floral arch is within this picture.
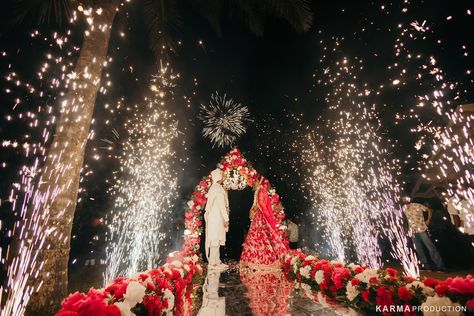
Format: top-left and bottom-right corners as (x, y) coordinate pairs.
(182, 148), (289, 255)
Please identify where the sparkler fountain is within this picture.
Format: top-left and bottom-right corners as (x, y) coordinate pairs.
(105, 65), (184, 282)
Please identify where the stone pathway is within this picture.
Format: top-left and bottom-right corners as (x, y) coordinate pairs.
(193, 264), (344, 316)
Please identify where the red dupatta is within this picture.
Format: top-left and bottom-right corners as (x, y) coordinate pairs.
(257, 186), (277, 231)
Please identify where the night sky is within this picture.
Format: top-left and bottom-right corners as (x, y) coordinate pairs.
(1, 0), (473, 280)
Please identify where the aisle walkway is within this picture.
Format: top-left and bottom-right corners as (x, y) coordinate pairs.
(193, 264), (344, 316)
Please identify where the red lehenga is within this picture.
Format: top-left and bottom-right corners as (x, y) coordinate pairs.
(240, 186), (288, 270)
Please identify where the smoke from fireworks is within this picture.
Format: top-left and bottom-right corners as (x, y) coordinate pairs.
(105, 65), (184, 282)
(199, 92), (252, 148)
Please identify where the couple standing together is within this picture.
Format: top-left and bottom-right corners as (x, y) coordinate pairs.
(204, 169), (288, 269)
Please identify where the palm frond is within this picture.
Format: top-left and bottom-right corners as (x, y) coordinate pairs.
(261, 0), (313, 32)
(142, 0), (182, 62)
(9, 0), (77, 26)
(230, 0), (313, 35)
(228, 0), (266, 36)
(187, 0), (225, 37)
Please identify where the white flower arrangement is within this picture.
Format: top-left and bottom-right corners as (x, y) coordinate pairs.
(300, 265), (312, 279)
(347, 263), (361, 270)
(314, 270), (325, 285)
(406, 281), (435, 296)
(354, 268), (379, 284)
(163, 289), (175, 314)
(123, 281), (147, 307)
(299, 283), (313, 298)
(114, 301), (134, 316)
(346, 282), (360, 302)
(421, 295), (462, 316)
(223, 166), (248, 190)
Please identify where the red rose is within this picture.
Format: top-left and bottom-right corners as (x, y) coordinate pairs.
(331, 268), (351, 290)
(398, 287), (413, 301)
(386, 268), (398, 277)
(448, 276), (474, 296)
(77, 289), (107, 316)
(376, 286), (393, 310)
(361, 290), (370, 302)
(55, 311), (78, 316)
(369, 276), (380, 284)
(435, 283), (449, 296)
(60, 292), (86, 311)
(105, 305), (121, 316)
(466, 298), (474, 310)
(196, 220), (202, 227)
(144, 295), (164, 315)
(354, 267), (365, 274)
(423, 277), (440, 288)
(351, 278), (361, 286)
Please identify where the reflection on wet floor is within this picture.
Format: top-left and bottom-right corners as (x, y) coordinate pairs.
(195, 264), (343, 316)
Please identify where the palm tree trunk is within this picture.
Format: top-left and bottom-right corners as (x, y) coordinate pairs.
(24, 1), (119, 314)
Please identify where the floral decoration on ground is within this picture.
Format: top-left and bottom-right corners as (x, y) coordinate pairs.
(183, 148), (289, 254)
(283, 250), (474, 315)
(55, 252), (203, 316)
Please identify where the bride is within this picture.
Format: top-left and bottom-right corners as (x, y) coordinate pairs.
(240, 176), (288, 270)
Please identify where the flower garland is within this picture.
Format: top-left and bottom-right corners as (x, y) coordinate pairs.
(283, 250), (474, 315)
(183, 148), (289, 255)
(55, 252), (203, 316)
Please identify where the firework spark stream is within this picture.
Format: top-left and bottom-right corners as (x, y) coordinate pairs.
(299, 34), (420, 275)
(390, 2), (474, 211)
(0, 13), (86, 314)
(105, 65), (184, 282)
(199, 92), (252, 148)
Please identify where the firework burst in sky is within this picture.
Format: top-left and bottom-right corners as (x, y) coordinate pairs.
(199, 92), (252, 148)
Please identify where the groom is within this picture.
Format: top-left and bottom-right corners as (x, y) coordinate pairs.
(204, 168), (230, 269)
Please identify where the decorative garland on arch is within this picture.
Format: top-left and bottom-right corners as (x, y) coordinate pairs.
(182, 148), (289, 255)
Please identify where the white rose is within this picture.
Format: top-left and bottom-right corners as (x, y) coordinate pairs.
(299, 283), (313, 298)
(114, 301), (135, 316)
(187, 200), (194, 208)
(123, 281), (146, 308)
(293, 263), (299, 274)
(290, 256), (299, 265)
(171, 260), (183, 268)
(354, 268), (378, 284)
(163, 289), (175, 314)
(183, 264), (190, 272)
(421, 295), (462, 316)
(346, 282), (360, 301)
(315, 270), (325, 285)
(305, 255), (316, 261)
(300, 265), (312, 279)
(406, 281), (435, 296)
(347, 263), (361, 270)
(317, 291), (329, 307)
(192, 255), (199, 263)
(184, 229), (191, 236)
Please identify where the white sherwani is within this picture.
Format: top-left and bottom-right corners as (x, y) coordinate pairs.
(204, 169), (229, 264)
(197, 270), (225, 316)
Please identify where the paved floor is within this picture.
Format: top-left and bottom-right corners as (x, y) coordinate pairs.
(193, 264), (343, 316)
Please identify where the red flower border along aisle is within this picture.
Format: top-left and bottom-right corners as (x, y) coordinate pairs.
(283, 250), (474, 314)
